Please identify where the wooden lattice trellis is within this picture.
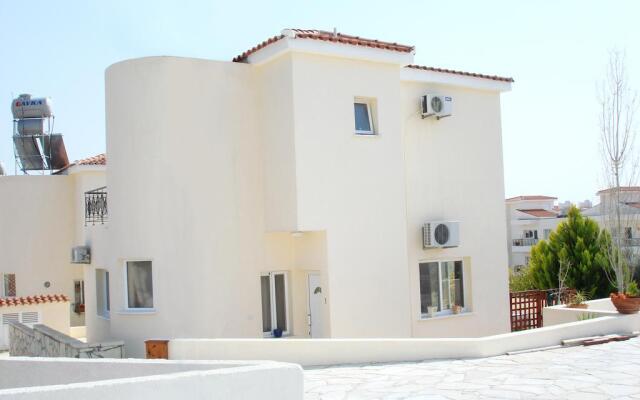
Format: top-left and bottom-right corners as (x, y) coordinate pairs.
(510, 289), (576, 331)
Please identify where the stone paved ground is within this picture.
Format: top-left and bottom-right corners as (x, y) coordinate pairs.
(304, 337), (640, 399)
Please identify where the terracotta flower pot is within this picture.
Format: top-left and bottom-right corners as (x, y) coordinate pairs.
(566, 303), (588, 309)
(610, 293), (640, 314)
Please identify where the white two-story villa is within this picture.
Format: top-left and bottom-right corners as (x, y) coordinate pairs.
(1, 28), (513, 356)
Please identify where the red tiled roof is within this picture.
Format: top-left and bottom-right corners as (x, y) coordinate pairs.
(76, 153), (106, 166)
(55, 153), (106, 174)
(233, 29), (415, 63)
(506, 195), (557, 202)
(517, 209), (558, 218)
(0, 294), (69, 308)
(597, 186), (640, 195)
(406, 65), (514, 83)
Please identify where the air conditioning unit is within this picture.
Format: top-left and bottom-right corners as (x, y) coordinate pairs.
(421, 94), (453, 120)
(423, 221), (460, 248)
(71, 246), (91, 264)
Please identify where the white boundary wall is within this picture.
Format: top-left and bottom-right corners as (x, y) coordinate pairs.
(170, 310), (640, 366)
(543, 298), (619, 326)
(0, 358), (302, 400)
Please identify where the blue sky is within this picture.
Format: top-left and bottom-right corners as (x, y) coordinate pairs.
(1, 0), (638, 203)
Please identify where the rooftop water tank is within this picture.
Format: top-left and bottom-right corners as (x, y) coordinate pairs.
(17, 118), (45, 135)
(11, 94), (53, 119)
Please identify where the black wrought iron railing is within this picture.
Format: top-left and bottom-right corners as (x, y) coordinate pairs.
(512, 238), (538, 247)
(85, 186), (108, 225)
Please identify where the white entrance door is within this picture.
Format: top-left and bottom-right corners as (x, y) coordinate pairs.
(307, 273), (323, 338)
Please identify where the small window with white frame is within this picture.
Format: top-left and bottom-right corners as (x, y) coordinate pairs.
(95, 269), (110, 318)
(419, 260), (465, 318)
(125, 261), (154, 310)
(353, 97), (377, 135)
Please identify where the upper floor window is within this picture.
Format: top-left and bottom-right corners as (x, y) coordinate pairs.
(354, 97), (377, 135)
(125, 261), (154, 310)
(85, 186), (108, 225)
(2, 273), (16, 297)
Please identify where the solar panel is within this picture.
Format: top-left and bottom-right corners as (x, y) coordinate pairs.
(13, 135), (45, 170)
(43, 134), (69, 170)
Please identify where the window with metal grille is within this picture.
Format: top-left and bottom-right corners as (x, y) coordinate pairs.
(2, 274), (16, 297)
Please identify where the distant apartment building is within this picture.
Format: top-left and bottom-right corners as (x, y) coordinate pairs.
(584, 187), (640, 264)
(507, 189), (640, 269)
(2, 28), (514, 357)
(506, 195), (565, 268)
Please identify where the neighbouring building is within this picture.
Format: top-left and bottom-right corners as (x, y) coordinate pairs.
(0, 155), (106, 347)
(584, 187), (640, 265)
(507, 189), (640, 270)
(506, 195), (565, 268)
(1, 28), (514, 356)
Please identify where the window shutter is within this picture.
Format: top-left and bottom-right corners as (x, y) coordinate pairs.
(20, 311), (39, 326)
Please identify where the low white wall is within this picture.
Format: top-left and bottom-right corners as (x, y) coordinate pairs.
(543, 299), (619, 327)
(170, 312), (640, 366)
(69, 326), (86, 339)
(0, 358), (302, 400)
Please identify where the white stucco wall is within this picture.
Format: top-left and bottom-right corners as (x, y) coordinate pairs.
(290, 53), (412, 337)
(105, 57), (265, 356)
(170, 312), (640, 366)
(0, 358), (302, 400)
(0, 176), (79, 304)
(402, 82), (510, 337)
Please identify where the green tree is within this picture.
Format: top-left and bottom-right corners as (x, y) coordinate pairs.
(509, 266), (536, 292)
(529, 206), (613, 298)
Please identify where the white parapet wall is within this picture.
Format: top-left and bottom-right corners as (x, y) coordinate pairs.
(543, 298), (619, 326)
(170, 304), (640, 366)
(0, 358), (303, 400)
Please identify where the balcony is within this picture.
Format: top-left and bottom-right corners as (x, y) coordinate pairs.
(85, 186), (107, 225)
(512, 238), (538, 247)
(619, 238), (640, 247)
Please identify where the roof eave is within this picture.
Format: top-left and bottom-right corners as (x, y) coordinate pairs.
(246, 36), (415, 66)
(402, 67), (512, 92)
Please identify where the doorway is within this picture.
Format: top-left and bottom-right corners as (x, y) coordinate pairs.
(307, 273), (323, 338)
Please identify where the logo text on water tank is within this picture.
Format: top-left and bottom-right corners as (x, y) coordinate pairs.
(15, 100), (44, 107)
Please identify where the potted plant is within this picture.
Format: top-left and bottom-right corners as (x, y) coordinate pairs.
(566, 291), (588, 309)
(451, 304), (462, 314)
(611, 281), (640, 314)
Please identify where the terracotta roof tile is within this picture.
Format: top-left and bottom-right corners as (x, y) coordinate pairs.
(0, 294), (69, 307)
(76, 153), (106, 166)
(55, 153), (106, 174)
(233, 29), (414, 63)
(506, 195), (557, 202)
(406, 65), (514, 83)
(517, 209), (558, 218)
